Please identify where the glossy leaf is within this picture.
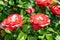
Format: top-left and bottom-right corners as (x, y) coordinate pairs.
(16, 31), (27, 40)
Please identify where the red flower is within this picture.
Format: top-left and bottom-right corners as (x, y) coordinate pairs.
(31, 23), (40, 30)
(30, 14), (50, 30)
(26, 6), (35, 14)
(35, 0), (52, 6)
(50, 5), (60, 15)
(2, 14), (23, 30)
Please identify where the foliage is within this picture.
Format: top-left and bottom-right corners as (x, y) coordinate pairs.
(0, 0), (60, 40)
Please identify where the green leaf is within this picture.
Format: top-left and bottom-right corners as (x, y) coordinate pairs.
(1, 30), (6, 37)
(37, 29), (45, 35)
(28, 36), (37, 40)
(38, 34), (45, 40)
(22, 24), (31, 33)
(0, 1), (4, 5)
(23, 16), (29, 23)
(0, 1), (6, 5)
(47, 27), (58, 34)
(9, 0), (14, 5)
(0, 13), (7, 21)
(5, 29), (12, 34)
(23, 2), (31, 9)
(20, 9), (26, 15)
(45, 7), (51, 18)
(4, 34), (14, 40)
(46, 34), (53, 40)
(4, 0), (8, 2)
(47, 28), (54, 32)
(55, 35), (60, 40)
(16, 31), (27, 40)
(0, 13), (2, 17)
(13, 28), (21, 35)
(0, 6), (3, 11)
(4, 35), (11, 40)
(16, 0), (23, 5)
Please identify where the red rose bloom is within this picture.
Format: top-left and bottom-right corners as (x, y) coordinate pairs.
(50, 5), (60, 15)
(2, 14), (23, 30)
(30, 14), (50, 30)
(35, 0), (52, 6)
(26, 6), (35, 14)
(31, 23), (40, 30)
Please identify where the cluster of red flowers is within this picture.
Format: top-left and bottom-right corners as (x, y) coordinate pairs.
(0, 0), (60, 30)
(35, 0), (60, 15)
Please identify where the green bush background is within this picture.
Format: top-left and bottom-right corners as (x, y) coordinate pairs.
(0, 0), (60, 40)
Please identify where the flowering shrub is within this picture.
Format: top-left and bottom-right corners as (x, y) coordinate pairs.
(0, 0), (60, 40)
